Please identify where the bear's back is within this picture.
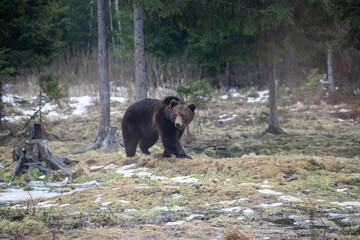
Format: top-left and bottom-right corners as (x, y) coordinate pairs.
(122, 98), (161, 124)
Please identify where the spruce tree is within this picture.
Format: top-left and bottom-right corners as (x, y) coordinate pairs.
(0, 0), (65, 129)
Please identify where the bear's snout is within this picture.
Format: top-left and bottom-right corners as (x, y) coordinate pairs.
(174, 116), (183, 128)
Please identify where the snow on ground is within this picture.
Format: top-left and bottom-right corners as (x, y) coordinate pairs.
(219, 89), (267, 103)
(1, 88), (272, 122)
(257, 189), (283, 195)
(221, 206), (242, 212)
(331, 201), (360, 207)
(218, 113), (238, 122)
(258, 203), (284, 208)
(69, 96), (95, 116)
(1, 93), (128, 122)
(279, 195), (303, 202)
(247, 90), (269, 103)
(0, 180), (101, 203)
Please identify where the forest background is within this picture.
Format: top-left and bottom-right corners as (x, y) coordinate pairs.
(1, 0), (359, 129)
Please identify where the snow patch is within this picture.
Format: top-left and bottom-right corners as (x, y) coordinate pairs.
(279, 195), (303, 202)
(101, 202), (112, 207)
(220, 95), (229, 100)
(218, 114), (238, 122)
(257, 189), (283, 195)
(90, 165), (104, 171)
(258, 203), (283, 208)
(331, 201), (360, 207)
(166, 220), (186, 226)
(152, 205), (184, 211)
(69, 96), (94, 116)
(171, 175), (198, 184)
(218, 200), (237, 205)
(247, 90), (269, 103)
(221, 206), (242, 212)
(339, 108), (351, 113)
(243, 208), (255, 216)
(0, 180), (101, 203)
(111, 96), (126, 103)
(336, 188), (348, 192)
(104, 163), (117, 170)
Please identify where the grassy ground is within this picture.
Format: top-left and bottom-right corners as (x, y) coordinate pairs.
(0, 92), (360, 239)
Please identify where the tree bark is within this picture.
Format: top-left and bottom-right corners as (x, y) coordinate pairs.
(87, 0), (94, 57)
(134, 3), (147, 101)
(29, 123), (50, 140)
(98, 0), (110, 129)
(108, 0), (115, 51)
(115, 0), (121, 31)
(0, 80), (3, 129)
(225, 61), (230, 92)
(72, 0), (121, 154)
(267, 61), (284, 135)
(327, 47), (335, 92)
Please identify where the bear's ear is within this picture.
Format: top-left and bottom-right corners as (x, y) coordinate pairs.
(188, 103), (196, 112)
(164, 96), (181, 106)
(170, 99), (179, 107)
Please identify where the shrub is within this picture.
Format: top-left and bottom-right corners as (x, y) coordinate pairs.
(175, 80), (213, 106)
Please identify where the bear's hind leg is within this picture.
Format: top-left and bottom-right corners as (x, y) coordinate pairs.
(123, 129), (141, 157)
(139, 136), (158, 155)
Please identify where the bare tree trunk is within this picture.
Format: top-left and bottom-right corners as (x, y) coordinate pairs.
(268, 62), (278, 129)
(0, 80), (3, 129)
(225, 61), (230, 91)
(115, 0), (121, 31)
(38, 89), (42, 124)
(134, 3), (147, 101)
(87, 0), (94, 57)
(176, 63), (182, 86)
(267, 61), (284, 135)
(108, 0), (115, 52)
(98, 0), (110, 129)
(327, 47), (335, 92)
(72, 0), (120, 154)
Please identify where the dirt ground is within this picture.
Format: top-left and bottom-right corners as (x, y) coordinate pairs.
(0, 93), (360, 239)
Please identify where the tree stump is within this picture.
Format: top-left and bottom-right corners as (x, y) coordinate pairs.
(11, 139), (78, 181)
(28, 123), (61, 140)
(19, 123), (61, 140)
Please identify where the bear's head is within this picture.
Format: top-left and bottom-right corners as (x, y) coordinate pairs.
(167, 99), (196, 129)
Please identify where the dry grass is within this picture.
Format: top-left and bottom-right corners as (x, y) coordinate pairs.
(1, 92), (360, 239)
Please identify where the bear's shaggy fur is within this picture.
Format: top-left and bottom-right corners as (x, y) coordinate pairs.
(122, 96), (196, 158)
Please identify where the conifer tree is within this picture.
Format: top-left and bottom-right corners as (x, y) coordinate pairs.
(0, 0), (65, 129)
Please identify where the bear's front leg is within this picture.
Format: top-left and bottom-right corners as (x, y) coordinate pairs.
(161, 134), (190, 159)
(162, 149), (191, 159)
(162, 149), (172, 158)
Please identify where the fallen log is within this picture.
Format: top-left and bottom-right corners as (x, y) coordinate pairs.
(11, 139), (78, 181)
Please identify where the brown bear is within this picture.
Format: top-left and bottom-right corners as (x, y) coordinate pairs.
(121, 96), (196, 158)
